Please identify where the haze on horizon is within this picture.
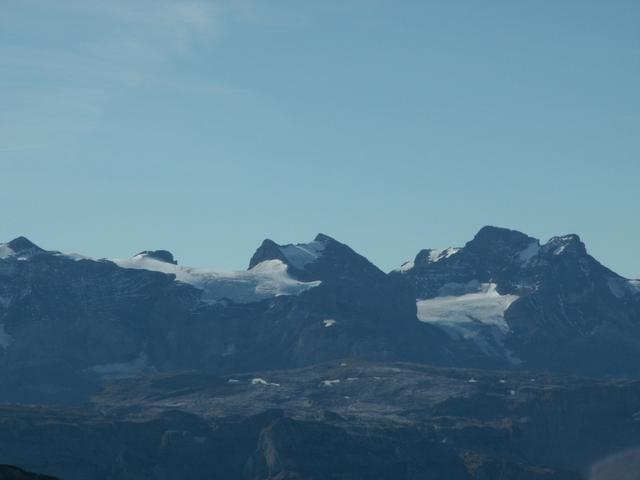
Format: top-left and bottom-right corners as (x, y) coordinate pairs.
(1, 0), (639, 277)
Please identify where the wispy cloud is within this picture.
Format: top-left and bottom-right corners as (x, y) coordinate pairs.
(0, 0), (242, 145)
(1, 0), (224, 87)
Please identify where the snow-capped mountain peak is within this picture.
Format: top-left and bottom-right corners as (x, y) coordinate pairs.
(0, 236), (44, 259)
(112, 253), (321, 304)
(248, 234), (333, 271)
(396, 247), (460, 273)
(278, 240), (326, 270)
(134, 250), (178, 265)
(419, 247), (460, 265)
(542, 234), (586, 257)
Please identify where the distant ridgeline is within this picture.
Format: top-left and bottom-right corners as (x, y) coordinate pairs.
(1, 228), (640, 479)
(1, 227), (639, 404)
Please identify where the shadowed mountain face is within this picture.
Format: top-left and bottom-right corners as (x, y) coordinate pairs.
(0, 465), (58, 480)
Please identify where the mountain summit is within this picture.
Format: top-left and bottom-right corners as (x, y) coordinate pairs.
(248, 234), (338, 280)
(134, 250), (178, 264)
(0, 236), (44, 259)
(394, 225), (640, 375)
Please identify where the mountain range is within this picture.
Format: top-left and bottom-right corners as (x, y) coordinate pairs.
(0, 227), (639, 479)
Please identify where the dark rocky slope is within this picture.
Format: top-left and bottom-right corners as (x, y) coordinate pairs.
(3, 362), (634, 480)
(0, 465), (57, 480)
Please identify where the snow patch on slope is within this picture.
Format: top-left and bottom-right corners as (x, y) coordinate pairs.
(112, 256), (320, 304)
(0, 244), (91, 262)
(53, 252), (93, 261)
(0, 245), (15, 259)
(545, 235), (579, 256)
(279, 240), (326, 269)
(395, 247), (459, 273)
(428, 247), (460, 263)
(398, 260), (415, 272)
(417, 283), (518, 331)
(321, 379), (341, 387)
(416, 283), (520, 363)
(251, 377), (280, 387)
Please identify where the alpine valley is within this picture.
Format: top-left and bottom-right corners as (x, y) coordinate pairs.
(0, 227), (639, 479)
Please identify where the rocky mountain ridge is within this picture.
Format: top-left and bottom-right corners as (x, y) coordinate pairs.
(0, 227), (639, 406)
(394, 226), (640, 376)
(1, 228), (640, 479)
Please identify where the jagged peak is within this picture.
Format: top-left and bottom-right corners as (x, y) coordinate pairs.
(471, 226), (535, 245)
(6, 236), (44, 253)
(314, 233), (337, 244)
(463, 226), (539, 260)
(248, 234), (343, 271)
(134, 250), (177, 265)
(248, 239), (288, 269)
(542, 234), (587, 257)
(0, 236), (45, 260)
(414, 247), (460, 267)
(455, 227), (588, 259)
(246, 232), (388, 285)
(250, 237), (327, 271)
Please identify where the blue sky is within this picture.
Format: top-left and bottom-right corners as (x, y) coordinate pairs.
(1, 0), (639, 276)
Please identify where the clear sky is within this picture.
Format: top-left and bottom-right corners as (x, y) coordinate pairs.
(1, 0), (639, 277)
